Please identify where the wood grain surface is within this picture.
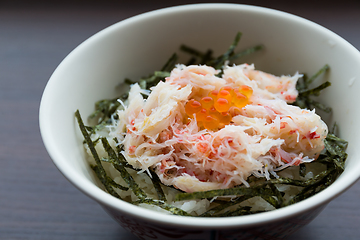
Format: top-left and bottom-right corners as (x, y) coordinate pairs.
(1, 1), (359, 239)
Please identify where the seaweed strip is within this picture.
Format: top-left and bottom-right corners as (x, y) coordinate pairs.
(137, 71), (171, 90)
(135, 53), (178, 90)
(298, 81), (331, 97)
(214, 207), (267, 217)
(209, 32), (242, 69)
(305, 64), (330, 88)
(200, 195), (252, 217)
(91, 165), (129, 191)
(327, 133), (348, 145)
(161, 53), (178, 72)
(112, 137), (124, 160)
(229, 44), (264, 62)
(88, 98), (121, 124)
(180, 45), (214, 65)
(265, 169), (335, 187)
(101, 139), (136, 169)
(186, 57), (197, 65)
(254, 187), (278, 208)
(75, 110), (121, 198)
(101, 137), (147, 200)
(323, 134), (348, 171)
(149, 170), (167, 201)
(268, 183), (284, 208)
(100, 157), (133, 169)
(125, 53), (177, 90)
(201, 49), (214, 64)
(132, 199), (192, 216)
(180, 36), (262, 68)
(293, 64), (331, 112)
(325, 134), (348, 155)
(305, 98), (332, 113)
(175, 185), (273, 202)
(180, 44), (205, 58)
(287, 169), (336, 204)
(212, 206), (255, 217)
(124, 78), (135, 85)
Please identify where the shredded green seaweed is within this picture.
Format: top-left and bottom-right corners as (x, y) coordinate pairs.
(211, 206), (265, 217)
(75, 110), (121, 198)
(132, 199), (192, 216)
(89, 98), (121, 124)
(101, 137), (147, 200)
(76, 32), (348, 217)
(293, 64), (332, 112)
(209, 32), (242, 69)
(149, 170), (167, 201)
(199, 195), (252, 217)
(125, 53), (178, 90)
(175, 186), (273, 202)
(124, 31), (263, 92)
(180, 32), (263, 72)
(91, 165), (129, 191)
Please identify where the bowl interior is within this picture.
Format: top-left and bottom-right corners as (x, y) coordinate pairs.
(40, 3), (360, 228)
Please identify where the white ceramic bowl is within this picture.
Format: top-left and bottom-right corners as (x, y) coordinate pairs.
(40, 3), (360, 240)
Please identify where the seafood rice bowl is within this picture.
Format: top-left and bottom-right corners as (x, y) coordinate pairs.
(75, 33), (342, 217)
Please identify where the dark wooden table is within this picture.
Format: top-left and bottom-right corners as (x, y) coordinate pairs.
(1, 1), (359, 239)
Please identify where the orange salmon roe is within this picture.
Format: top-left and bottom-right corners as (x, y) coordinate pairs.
(218, 89), (232, 102)
(208, 90), (219, 99)
(203, 114), (220, 130)
(196, 108), (208, 122)
(219, 112), (232, 125)
(238, 85), (253, 98)
(185, 85), (253, 130)
(232, 91), (248, 108)
(200, 97), (214, 109)
(220, 86), (233, 94)
(214, 98), (231, 112)
(208, 106), (219, 116)
(185, 99), (202, 116)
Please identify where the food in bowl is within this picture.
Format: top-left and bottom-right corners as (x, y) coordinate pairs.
(75, 32), (348, 217)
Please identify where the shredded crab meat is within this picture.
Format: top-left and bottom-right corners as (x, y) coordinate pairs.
(114, 64), (328, 193)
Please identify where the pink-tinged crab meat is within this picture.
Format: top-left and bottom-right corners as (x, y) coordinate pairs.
(114, 64), (327, 192)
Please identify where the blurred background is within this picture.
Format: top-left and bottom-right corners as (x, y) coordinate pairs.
(1, 1), (359, 239)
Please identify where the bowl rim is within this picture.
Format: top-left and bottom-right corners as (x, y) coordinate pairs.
(40, 2), (360, 229)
